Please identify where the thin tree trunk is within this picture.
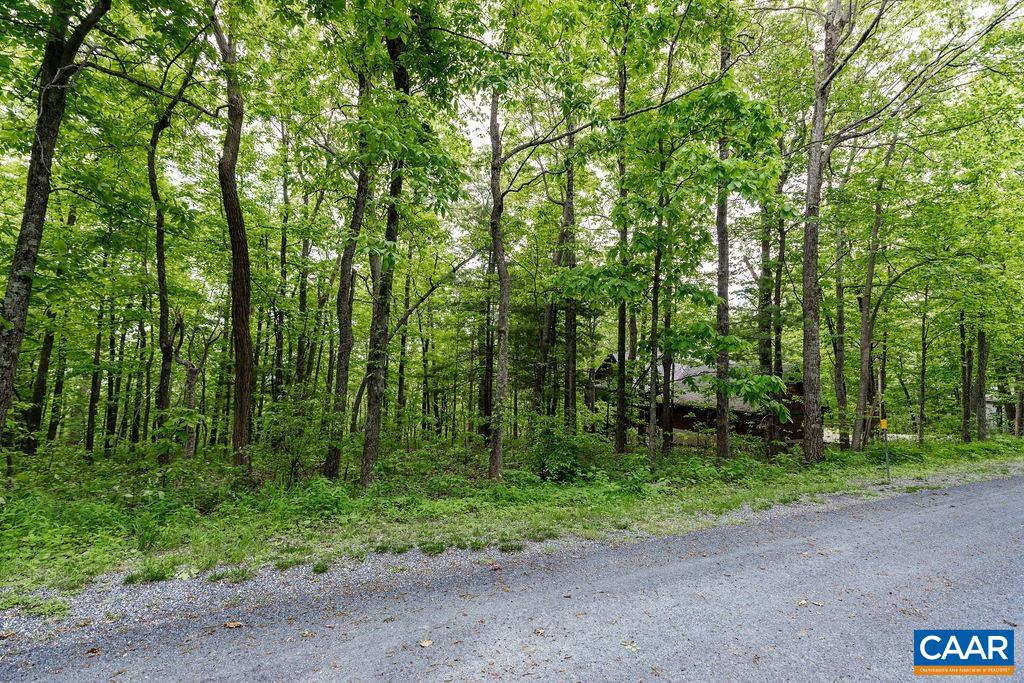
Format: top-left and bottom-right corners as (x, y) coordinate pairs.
(47, 333), (66, 443)
(852, 141), (895, 451)
(833, 214), (849, 450)
(361, 36), (409, 486)
(487, 86), (511, 479)
(757, 206), (774, 374)
(85, 297), (105, 459)
(1015, 358), (1023, 438)
(715, 45), (731, 462)
(324, 73), (371, 478)
(974, 328), (988, 441)
(614, 18), (631, 453)
(23, 311), (56, 455)
(272, 125), (290, 402)
(917, 286), (928, 445)
(212, 13), (254, 468)
(104, 306), (118, 453)
(562, 127), (577, 433)
(960, 311), (972, 443)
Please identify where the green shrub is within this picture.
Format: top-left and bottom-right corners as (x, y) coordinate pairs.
(530, 419), (584, 482)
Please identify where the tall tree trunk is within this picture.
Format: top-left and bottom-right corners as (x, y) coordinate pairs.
(397, 250), (412, 433)
(562, 127), (577, 433)
(959, 311), (972, 443)
(974, 328), (988, 441)
(660, 280), (673, 456)
(213, 14), (254, 468)
(715, 45), (731, 462)
(801, 3), (844, 463)
(487, 87), (511, 479)
(833, 215), (849, 450)
(773, 220), (786, 377)
(104, 306), (118, 453)
(47, 333), (66, 442)
(149, 106), (175, 461)
(323, 78), (371, 478)
(0, 0), (110, 441)
(917, 286), (928, 445)
(479, 253), (494, 440)
(757, 207), (774, 374)
(648, 229), (663, 463)
(23, 314), (55, 455)
(614, 18), (631, 453)
(85, 298), (105, 459)
(852, 141), (895, 451)
(271, 124), (290, 401)
(1015, 358), (1023, 438)
(177, 358), (200, 459)
(360, 37), (409, 486)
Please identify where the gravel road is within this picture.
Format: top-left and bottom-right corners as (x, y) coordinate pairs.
(2, 475), (1022, 682)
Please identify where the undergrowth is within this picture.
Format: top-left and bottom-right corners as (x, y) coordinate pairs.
(1, 435), (1021, 613)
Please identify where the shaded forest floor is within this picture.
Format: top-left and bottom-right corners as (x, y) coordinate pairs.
(2, 435), (1023, 618)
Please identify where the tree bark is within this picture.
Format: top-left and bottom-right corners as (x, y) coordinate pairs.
(487, 87), (511, 479)
(212, 13), (254, 468)
(271, 125), (290, 403)
(757, 207), (774, 375)
(614, 18), (631, 453)
(360, 36), (409, 486)
(323, 76), (371, 478)
(959, 311), (972, 443)
(1015, 358), (1023, 438)
(974, 328), (988, 441)
(852, 141), (895, 451)
(85, 297), (105, 459)
(46, 333), (66, 442)
(917, 286), (929, 445)
(801, 2), (844, 463)
(148, 86), (186, 461)
(715, 44), (731, 463)
(562, 127), (577, 433)
(22, 312), (55, 455)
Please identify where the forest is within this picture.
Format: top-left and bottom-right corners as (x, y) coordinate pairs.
(1, 0), (1024, 591)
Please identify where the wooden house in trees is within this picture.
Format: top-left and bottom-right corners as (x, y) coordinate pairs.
(595, 356), (805, 445)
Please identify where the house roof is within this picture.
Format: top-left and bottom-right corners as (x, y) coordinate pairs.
(602, 355), (760, 413)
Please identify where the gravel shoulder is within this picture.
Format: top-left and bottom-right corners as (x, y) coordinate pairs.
(2, 469), (1023, 681)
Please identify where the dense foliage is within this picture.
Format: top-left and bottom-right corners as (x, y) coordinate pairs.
(1, 0), (1023, 563)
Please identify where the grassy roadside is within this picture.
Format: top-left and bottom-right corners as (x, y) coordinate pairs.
(2, 437), (1023, 616)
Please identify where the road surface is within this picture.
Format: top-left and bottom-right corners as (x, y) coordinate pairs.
(2, 475), (1022, 681)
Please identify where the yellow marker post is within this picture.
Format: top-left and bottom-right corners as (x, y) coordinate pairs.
(880, 418), (890, 483)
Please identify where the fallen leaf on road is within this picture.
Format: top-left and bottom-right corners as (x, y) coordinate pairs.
(86, 647), (100, 657)
(797, 599), (808, 607)
(622, 639), (639, 652)
(0, 631), (15, 640)
(534, 629), (545, 636)
(489, 564), (501, 571)
(419, 639), (433, 648)
(224, 621), (244, 629)
(300, 630), (315, 638)
(810, 601), (824, 607)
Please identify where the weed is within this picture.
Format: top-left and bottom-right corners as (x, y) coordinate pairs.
(418, 540), (446, 556)
(124, 556), (179, 585)
(0, 595), (68, 618)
